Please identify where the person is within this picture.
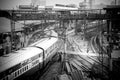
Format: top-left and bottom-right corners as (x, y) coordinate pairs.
(5, 35), (11, 54)
(15, 34), (20, 50)
(20, 32), (25, 48)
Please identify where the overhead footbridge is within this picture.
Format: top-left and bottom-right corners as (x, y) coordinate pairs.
(0, 8), (120, 21)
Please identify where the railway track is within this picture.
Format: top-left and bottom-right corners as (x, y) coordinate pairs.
(39, 62), (62, 80)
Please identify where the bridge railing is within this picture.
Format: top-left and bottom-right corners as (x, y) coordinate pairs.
(0, 9), (118, 20)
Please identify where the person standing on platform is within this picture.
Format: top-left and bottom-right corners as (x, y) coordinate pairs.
(16, 34), (20, 50)
(20, 32), (25, 48)
(5, 34), (11, 54)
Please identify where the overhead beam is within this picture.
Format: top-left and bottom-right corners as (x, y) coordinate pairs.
(0, 9), (120, 21)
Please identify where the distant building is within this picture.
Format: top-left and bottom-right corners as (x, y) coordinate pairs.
(31, 0), (46, 6)
(79, 0), (95, 9)
(79, 2), (86, 9)
(92, 3), (106, 9)
(111, 0), (120, 5)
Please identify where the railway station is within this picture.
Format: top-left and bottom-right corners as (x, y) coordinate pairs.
(0, 0), (120, 80)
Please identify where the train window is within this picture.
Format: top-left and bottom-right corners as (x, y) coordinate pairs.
(24, 67), (26, 71)
(20, 69), (22, 74)
(10, 73), (14, 80)
(16, 71), (19, 77)
(24, 67), (26, 72)
(15, 72), (17, 77)
(18, 70), (20, 75)
(21, 68), (23, 73)
(25, 66), (27, 71)
(23, 67), (25, 72)
(28, 64), (31, 69)
(27, 65), (28, 70)
(13, 72), (15, 79)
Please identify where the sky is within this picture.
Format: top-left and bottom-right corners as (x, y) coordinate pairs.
(0, 0), (113, 9)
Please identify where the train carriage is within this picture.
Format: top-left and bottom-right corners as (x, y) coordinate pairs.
(0, 30), (63, 80)
(0, 47), (43, 80)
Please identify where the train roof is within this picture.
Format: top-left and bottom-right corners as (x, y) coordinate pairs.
(30, 31), (58, 50)
(35, 37), (58, 50)
(0, 47), (42, 72)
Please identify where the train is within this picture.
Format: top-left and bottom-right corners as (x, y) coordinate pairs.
(0, 30), (63, 80)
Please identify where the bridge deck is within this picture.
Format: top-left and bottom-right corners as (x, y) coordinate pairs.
(0, 9), (120, 20)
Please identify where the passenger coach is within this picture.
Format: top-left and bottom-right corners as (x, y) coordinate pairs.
(0, 30), (63, 80)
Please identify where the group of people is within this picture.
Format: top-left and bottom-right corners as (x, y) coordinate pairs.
(0, 33), (11, 56)
(13, 32), (25, 50)
(0, 32), (25, 56)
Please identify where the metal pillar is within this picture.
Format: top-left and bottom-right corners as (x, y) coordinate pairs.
(106, 19), (113, 80)
(24, 20), (26, 46)
(63, 20), (66, 61)
(11, 20), (15, 51)
(75, 20), (78, 35)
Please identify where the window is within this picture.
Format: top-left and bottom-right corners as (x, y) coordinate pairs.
(15, 72), (17, 77)
(27, 65), (28, 70)
(25, 66), (27, 71)
(20, 69), (22, 74)
(13, 72), (15, 79)
(23, 67), (25, 72)
(18, 70), (20, 75)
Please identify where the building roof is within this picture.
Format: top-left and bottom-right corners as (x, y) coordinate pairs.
(104, 5), (120, 10)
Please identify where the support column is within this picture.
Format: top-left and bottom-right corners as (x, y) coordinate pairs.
(75, 20), (78, 35)
(11, 20), (15, 51)
(24, 20), (26, 47)
(107, 19), (113, 80)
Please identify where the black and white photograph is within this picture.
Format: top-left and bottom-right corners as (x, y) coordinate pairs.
(0, 0), (120, 80)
